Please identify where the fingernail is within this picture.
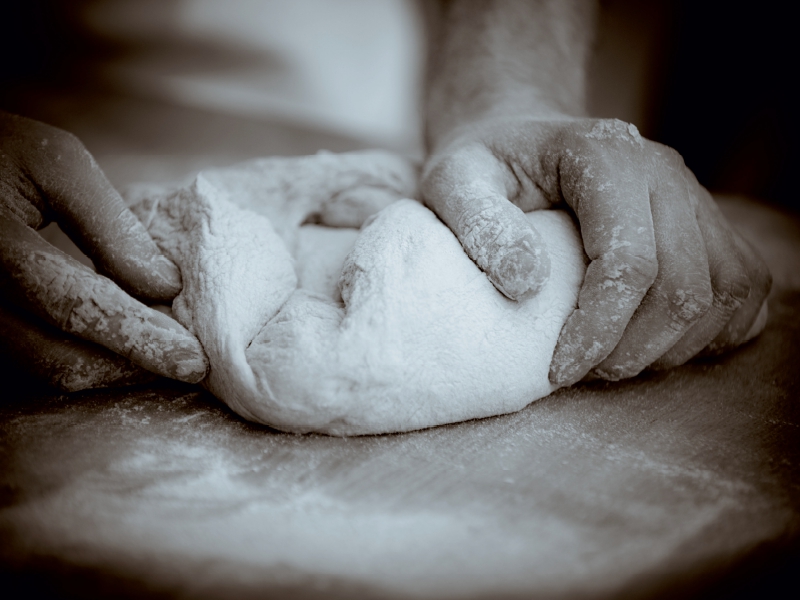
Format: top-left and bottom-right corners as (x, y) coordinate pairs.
(549, 362), (569, 386)
(548, 347), (585, 387)
(492, 244), (548, 300)
(67, 298), (208, 384)
(163, 341), (209, 383)
(152, 255), (183, 297)
(549, 365), (581, 387)
(145, 311), (208, 383)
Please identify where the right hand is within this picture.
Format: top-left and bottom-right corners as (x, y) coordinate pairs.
(422, 117), (772, 385)
(0, 112), (208, 392)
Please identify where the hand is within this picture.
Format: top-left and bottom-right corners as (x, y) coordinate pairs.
(421, 117), (772, 386)
(0, 112), (208, 391)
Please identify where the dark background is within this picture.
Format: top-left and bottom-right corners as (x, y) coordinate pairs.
(1, 0), (797, 211)
(653, 1), (797, 213)
(1, 3), (798, 598)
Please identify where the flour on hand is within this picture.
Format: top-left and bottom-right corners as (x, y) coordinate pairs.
(128, 151), (586, 435)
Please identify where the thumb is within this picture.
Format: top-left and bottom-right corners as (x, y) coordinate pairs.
(421, 143), (550, 299)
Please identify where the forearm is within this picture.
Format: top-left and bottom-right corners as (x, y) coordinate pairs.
(424, 0), (597, 151)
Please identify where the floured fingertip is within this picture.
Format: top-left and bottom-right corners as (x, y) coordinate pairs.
(490, 243), (550, 300)
(125, 309), (209, 383)
(548, 318), (607, 387)
(150, 255), (183, 298)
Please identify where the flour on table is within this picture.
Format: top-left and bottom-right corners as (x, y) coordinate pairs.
(128, 151), (586, 435)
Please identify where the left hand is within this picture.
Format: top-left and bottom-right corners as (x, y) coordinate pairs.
(421, 117), (772, 386)
(0, 112), (208, 391)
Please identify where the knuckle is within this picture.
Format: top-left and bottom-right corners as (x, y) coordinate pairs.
(713, 267), (751, 311)
(8, 117), (87, 162)
(667, 283), (713, 325)
(593, 249), (658, 306)
(43, 132), (96, 179)
(577, 118), (645, 152)
(620, 249), (659, 288)
(648, 143), (691, 178)
(23, 117), (60, 139)
(662, 144), (685, 166)
(48, 127), (84, 156)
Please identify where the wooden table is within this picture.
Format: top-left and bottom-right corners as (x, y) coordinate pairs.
(1, 90), (799, 599)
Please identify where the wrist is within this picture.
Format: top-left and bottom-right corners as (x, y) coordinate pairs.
(425, 74), (589, 154)
(422, 0), (595, 155)
(425, 108), (580, 159)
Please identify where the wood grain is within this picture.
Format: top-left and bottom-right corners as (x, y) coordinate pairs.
(0, 94), (798, 598)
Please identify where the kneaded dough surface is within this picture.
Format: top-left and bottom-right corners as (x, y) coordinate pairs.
(130, 152), (586, 435)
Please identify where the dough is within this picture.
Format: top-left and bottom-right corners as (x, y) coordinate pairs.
(129, 151), (586, 435)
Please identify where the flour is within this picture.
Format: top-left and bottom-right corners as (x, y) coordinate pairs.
(129, 151), (586, 435)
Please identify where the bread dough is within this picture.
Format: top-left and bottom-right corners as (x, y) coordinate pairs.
(129, 151), (586, 436)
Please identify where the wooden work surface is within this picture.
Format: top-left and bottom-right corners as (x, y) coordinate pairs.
(1, 91), (799, 599)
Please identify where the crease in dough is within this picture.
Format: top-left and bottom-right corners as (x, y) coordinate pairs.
(128, 151), (586, 435)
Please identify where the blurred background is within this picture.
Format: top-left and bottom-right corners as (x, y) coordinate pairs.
(1, 0), (796, 210)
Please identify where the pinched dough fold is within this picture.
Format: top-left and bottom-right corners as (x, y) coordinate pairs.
(128, 151), (586, 435)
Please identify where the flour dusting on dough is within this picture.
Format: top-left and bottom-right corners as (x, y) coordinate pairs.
(129, 151), (586, 435)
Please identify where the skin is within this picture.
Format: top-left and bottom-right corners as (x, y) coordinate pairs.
(421, 0), (771, 386)
(0, 1), (771, 390)
(0, 111), (208, 391)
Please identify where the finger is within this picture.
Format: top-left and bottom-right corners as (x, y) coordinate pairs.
(703, 232), (772, 353)
(0, 213), (208, 383)
(591, 170), (712, 379)
(0, 301), (158, 392)
(653, 194), (752, 368)
(548, 145), (659, 386)
(421, 143), (550, 299)
(11, 118), (181, 301)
